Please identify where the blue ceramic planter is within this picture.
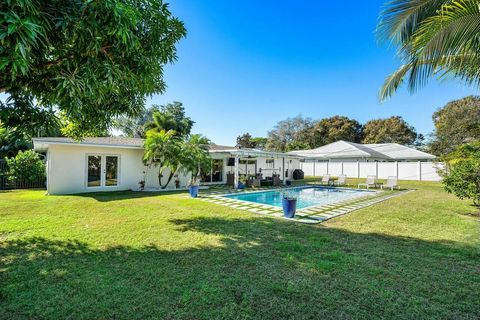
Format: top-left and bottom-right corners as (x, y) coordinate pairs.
(188, 185), (199, 198)
(282, 198), (297, 218)
(237, 182), (245, 190)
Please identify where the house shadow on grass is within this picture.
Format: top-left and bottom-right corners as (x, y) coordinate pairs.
(1, 217), (479, 319)
(69, 189), (189, 202)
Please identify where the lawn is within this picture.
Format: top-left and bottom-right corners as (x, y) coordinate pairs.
(0, 180), (479, 319)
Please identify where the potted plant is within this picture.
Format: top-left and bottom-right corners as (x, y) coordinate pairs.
(281, 191), (297, 218)
(237, 175), (247, 189)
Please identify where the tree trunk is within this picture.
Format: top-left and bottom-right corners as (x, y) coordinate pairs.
(161, 171), (175, 189)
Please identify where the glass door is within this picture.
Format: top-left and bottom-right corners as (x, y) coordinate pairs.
(105, 156), (118, 186)
(87, 156), (102, 187)
(87, 155), (119, 188)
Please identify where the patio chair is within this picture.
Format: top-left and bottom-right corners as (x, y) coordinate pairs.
(319, 174), (331, 185)
(381, 176), (399, 190)
(334, 174), (347, 186)
(358, 175), (377, 189)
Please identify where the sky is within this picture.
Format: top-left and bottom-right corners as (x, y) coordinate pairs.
(151, 0), (477, 145)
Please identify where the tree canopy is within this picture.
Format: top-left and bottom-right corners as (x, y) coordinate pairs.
(442, 142), (480, 205)
(362, 116), (418, 145)
(0, 0), (186, 136)
(265, 115), (314, 152)
(311, 116), (362, 146)
(116, 102), (193, 139)
(146, 102), (194, 138)
(377, 0), (480, 100)
(236, 133), (267, 149)
(429, 96), (480, 156)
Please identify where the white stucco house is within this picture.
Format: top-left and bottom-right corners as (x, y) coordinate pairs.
(33, 137), (302, 195)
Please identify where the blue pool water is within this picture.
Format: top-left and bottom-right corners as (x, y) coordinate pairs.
(223, 187), (373, 209)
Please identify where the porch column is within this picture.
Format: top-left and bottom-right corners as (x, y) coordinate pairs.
(418, 161), (422, 181)
(282, 157), (285, 184)
(210, 159), (213, 183)
(234, 156), (239, 188)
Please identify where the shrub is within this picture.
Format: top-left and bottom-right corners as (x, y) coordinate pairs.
(442, 143), (480, 206)
(6, 150), (45, 183)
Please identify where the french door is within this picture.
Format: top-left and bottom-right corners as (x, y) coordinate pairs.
(87, 155), (119, 188)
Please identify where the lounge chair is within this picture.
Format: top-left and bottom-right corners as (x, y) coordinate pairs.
(334, 174), (347, 186)
(381, 176), (399, 190)
(320, 174), (331, 185)
(358, 175), (377, 189)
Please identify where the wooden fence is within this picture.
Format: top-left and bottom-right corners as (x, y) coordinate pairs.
(0, 159), (46, 190)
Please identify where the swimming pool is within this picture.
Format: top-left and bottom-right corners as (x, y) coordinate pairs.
(223, 186), (374, 209)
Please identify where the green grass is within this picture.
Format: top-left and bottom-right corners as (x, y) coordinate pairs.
(0, 180), (479, 319)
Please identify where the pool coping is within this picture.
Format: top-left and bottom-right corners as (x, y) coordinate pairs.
(219, 185), (378, 212)
(197, 184), (413, 224)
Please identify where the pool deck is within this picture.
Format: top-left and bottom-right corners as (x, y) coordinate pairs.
(196, 184), (412, 224)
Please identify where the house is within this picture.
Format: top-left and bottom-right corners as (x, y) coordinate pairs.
(288, 141), (441, 181)
(33, 137), (301, 195)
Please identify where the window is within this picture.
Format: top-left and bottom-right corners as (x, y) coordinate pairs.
(266, 158), (274, 168)
(201, 159), (224, 183)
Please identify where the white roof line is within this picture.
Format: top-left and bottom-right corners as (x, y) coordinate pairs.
(33, 139), (143, 149)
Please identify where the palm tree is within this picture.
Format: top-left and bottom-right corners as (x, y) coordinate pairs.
(143, 129), (180, 188)
(179, 134), (212, 185)
(377, 0), (480, 101)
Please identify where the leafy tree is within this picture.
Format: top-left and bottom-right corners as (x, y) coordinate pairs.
(266, 115), (314, 152)
(311, 116), (362, 146)
(442, 142), (480, 206)
(362, 116), (418, 145)
(115, 102), (193, 139)
(0, 94), (62, 138)
(250, 137), (268, 150)
(114, 106), (160, 138)
(236, 133), (268, 149)
(236, 133), (256, 148)
(377, 0), (480, 100)
(429, 96), (480, 156)
(6, 150), (45, 183)
(0, 0), (186, 136)
(146, 102), (194, 138)
(0, 124), (30, 159)
(0, 94), (65, 158)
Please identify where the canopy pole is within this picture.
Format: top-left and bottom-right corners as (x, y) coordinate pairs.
(234, 156), (239, 188)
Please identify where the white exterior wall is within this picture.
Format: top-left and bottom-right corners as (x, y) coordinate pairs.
(45, 145), (303, 194)
(46, 145), (191, 195)
(300, 160), (442, 181)
(47, 144), (145, 194)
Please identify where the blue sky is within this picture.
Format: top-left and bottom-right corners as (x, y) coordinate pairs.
(150, 0), (477, 145)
